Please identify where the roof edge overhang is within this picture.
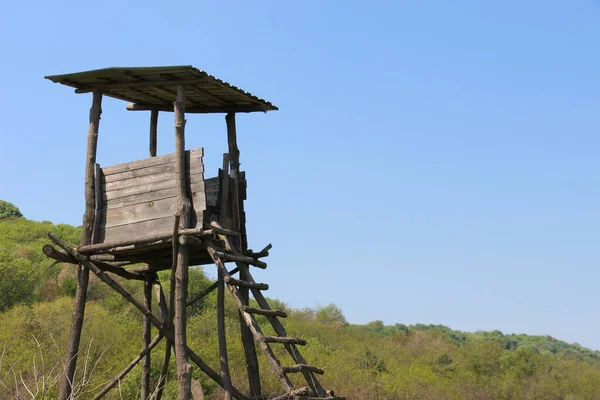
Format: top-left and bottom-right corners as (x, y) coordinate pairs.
(45, 65), (278, 114)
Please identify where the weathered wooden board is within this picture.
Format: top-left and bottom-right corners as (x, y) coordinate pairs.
(102, 172), (204, 202)
(95, 148), (206, 244)
(102, 182), (205, 210)
(102, 148), (204, 176)
(205, 177), (219, 207)
(103, 191), (206, 229)
(103, 164), (203, 192)
(97, 216), (174, 243)
(204, 175), (245, 209)
(97, 198), (206, 243)
(103, 151), (203, 183)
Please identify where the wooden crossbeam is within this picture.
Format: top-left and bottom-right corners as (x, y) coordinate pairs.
(42, 246), (146, 281)
(72, 224), (235, 257)
(127, 103), (272, 114)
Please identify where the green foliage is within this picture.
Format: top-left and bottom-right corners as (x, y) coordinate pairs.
(155, 266), (216, 323)
(2, 214), (600, 398)
(60, 277), (78, 297)
(0, 200), (23, 219)
(411, 323), (468, 345)
(0, 216), (81, 311)
(0, 251), (38, 311)
(316, 303), (346, 326)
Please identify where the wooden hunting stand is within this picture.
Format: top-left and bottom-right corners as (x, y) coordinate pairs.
(42, 66), (341, 400)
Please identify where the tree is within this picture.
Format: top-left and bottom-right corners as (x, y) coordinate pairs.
(316, 303), (346, 326)
(0, 201), (23, 219)
(0, 252), (38, 311)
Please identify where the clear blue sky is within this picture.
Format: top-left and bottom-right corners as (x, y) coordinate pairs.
(1, 1), (599, 349)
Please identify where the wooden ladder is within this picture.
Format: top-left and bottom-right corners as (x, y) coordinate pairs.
(205, 224), (341, 399)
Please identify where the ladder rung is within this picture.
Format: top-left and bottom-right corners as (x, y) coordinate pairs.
(214, 250), (267, 269)
(281, 364), (325, 375)
(263, 336), (306, 346)
(225, 277), (269, 290)
(242, 306), (287, 318)
(304, 397), (344, 400)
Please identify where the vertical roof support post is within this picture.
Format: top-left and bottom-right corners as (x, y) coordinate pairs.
(149, 109), (159, 157)
(82, 90), (103, 246)
(59, 89), (103, 400)
(175, 86), (192, 227)
(141, 274), (153, 400)
(225, 112), (240, 172)
(225, 113), (242, 247)
(226, 112), (262, 397)
(173, 84), (193, 400)
(225, 112), (247, 249)
(143, 109), (159, 398)
(217, 154), (233, 400)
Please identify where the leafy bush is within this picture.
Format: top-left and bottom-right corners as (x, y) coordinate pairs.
(60, 277), (78, 297)
(0, 200), (23, 218)
(0, 251), (38, 311)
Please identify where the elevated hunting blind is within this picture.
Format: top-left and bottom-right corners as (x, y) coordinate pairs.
(42, 66), (341, 400)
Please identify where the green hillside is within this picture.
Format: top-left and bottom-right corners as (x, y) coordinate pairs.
(1, 202), (600, 399)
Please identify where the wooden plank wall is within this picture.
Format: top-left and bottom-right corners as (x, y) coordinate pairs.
(205, 177), (219, 207)
(94, 148), (206, 244)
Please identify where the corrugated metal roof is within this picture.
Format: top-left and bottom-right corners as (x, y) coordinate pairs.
(45, 65), (278, 114)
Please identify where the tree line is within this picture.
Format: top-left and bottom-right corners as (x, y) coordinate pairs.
(1, 201), (600, 399)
